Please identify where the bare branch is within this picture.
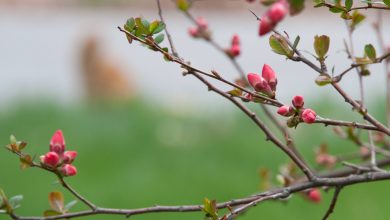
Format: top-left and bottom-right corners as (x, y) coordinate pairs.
(322, 186), (343, 220)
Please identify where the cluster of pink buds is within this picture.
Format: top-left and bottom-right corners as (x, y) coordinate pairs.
(306, 188), (322, 203)
(277, 96), (317, 125)
(259, 0), (289, 36)
(188, 17), (210, 39)
(226, 34), (241, 58)
(40, 130), (78, 177)
(247, 64), (277, 98)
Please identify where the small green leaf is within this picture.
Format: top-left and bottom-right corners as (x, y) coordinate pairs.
(64, 200), (77, 212)
(154, 33), (165, 44)
(269, 35), (294, 58)
(48, 192), (64, 213)
(202, 198), (218, 220)
(149, 20), (160, 34)
(287, 0), (305, 15)
(329, 6), (345, 13)
(384, 0), (390, 6)
(44, 210), (62, 217)
(315, 75), (332, 86)
(9, 195), (23, 210)
(124, 18), (135, 32)
(9, 135), (16, 145)
(292, 35), (300, 50)
(364, 44), (376, 61)
(228, 88), (242, 97)
(314, 35), (330, 59)
(153, 22), (165, 34)
(345, 0), (353, 10)
(176, 0), (190, 11)
(135, 17), (150, 36)
(350, 11), (365, 30)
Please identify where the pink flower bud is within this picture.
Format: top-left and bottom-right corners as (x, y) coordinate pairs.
(292, 95), (304, 108)
(40, 152), (60, 168)
(301, 108), (316, 124)
(316, 154), (336, 168)
(277, 105), (294, 117)
(247, 73), (273, 95)
(307, 188), (321, 203)
(61, 164), (77, 177)
(196, 17), (208, 30)
(231, 34), (240, 46)
(262, 64), (277, 90)
(268, 2), (287, 23)
(229, 45), (241, 57)
(50, 130), (66, 154)
(62, 151), (78, 164)
(245, 93), (253, 101)
(259, 16), (274, 36)
(188, 27), (199, 37)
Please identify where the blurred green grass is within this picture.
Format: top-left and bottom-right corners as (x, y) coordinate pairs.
(0, 99), (389, 220)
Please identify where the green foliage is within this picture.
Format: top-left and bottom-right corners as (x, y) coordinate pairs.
(364, 44), (376, 61)
(287, 0), (305, 15)
(384, 0), (390, 6)
(313, 35), (330, 60)
(203, 198), (218, 220)
(269, 34), (294, 58)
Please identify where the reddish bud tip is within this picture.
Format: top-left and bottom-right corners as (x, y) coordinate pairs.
(307, 188), (322, 203)
(196, 17), (208, 30)
(61, 164), (78, 177)
(268, 2), (287, 23)
(231, 34), (240, 46)
(262, 64), (277, 90)
(229, 45), (241, 57)
(301, 108), (316, 124)
(63, 151), (78, 164)
(188, 27), (199, 37)
(259, 16), (274, 36)
(50, 130), (66, 154)
(277, 105), (294, 117)
(292, 95), (304, 108)
(40, 152), (60, 168)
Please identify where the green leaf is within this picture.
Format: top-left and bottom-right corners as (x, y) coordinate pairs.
(384, 0), (390, 6)
(345, 0), (353, 10)
(149, 20), (160, 34)
(287, 0), (305, 15)
(292, 35), (300, 50)
(153, 22), (165, 34)
(44, 210), (62, 217)
(314, 35), (330, 59)
(124, 18), (135, 32)
(228, 88), (242, 97)
(154, 33), (165, 44)
(135, 17), (150, 36)
(315, 75), (332, 86)
(64, 200), (77, 212)
(9, 135), (16, 145)
(364, 44), (376, 61)
(9, 195), (23, 210)
(176, 0), (190, 11)
(48, 192), (64, 213)
(350, 10), (365, 30)
(329, 6), (345, 13)
(269, 35), (294, 58)
(202, 198), (218, 220)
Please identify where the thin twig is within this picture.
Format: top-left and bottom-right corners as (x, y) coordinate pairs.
(156, 0), (178, 57)
(322, 186), (343, 220)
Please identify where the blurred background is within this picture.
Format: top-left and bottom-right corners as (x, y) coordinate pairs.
(0, 0), (390, 219)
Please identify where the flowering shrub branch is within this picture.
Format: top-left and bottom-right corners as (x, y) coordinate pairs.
(2, 0), (390, 219)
